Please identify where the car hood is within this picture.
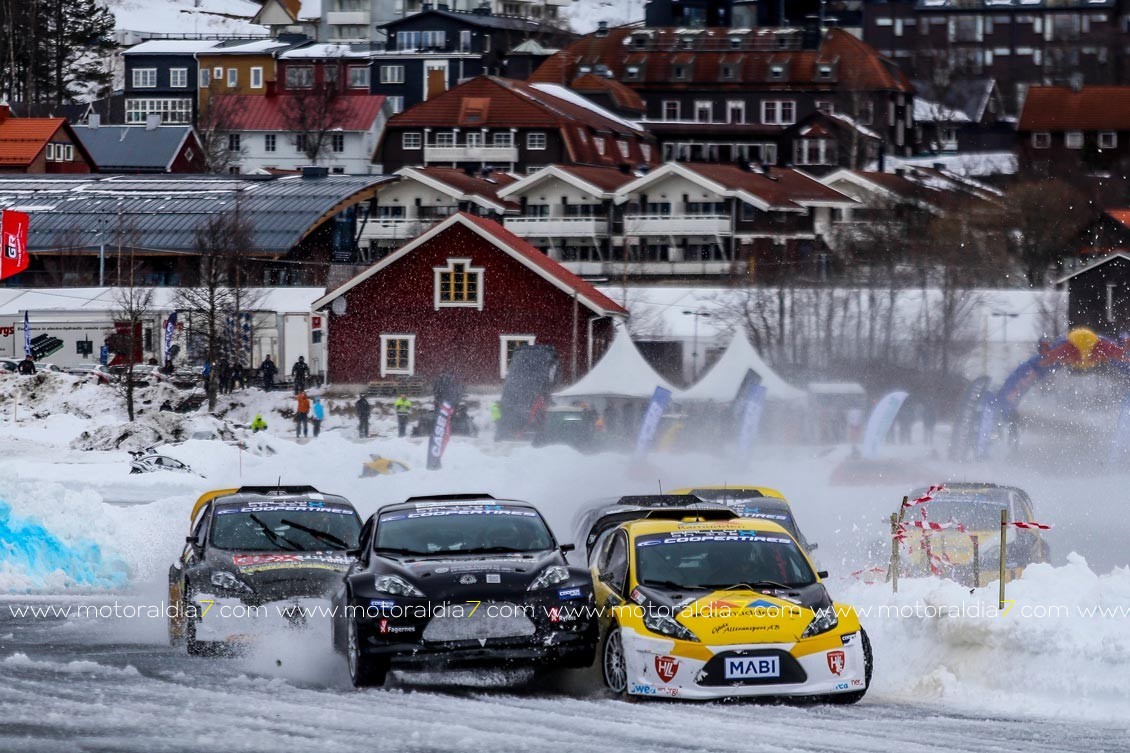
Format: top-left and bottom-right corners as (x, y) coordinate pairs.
(636, 583), (830, 645)
(378, 550), (568, 595)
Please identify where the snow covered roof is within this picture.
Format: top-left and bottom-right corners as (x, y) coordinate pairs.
(555, 324), (678, 400)
(529, 83), (644, 133)
(280, 43), (375, 59)
(122, 40), (224, 55)
(912, 98), (971, 124)
(679, 334), (806, 402)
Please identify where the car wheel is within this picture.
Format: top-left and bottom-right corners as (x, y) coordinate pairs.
(601, 625), (628, 696)
(827, 629), (873, 705)
(346, 617), (387, 688)
(183, 583), (220, 657)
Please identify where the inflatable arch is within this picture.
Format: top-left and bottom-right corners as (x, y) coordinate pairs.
(968, 328), (1130, 457)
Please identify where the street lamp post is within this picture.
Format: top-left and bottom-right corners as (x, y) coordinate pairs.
(682, 309), (712, 381)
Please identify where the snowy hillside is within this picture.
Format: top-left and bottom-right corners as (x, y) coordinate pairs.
(561, 0), (646, 34)
(108, 0), (267, 37)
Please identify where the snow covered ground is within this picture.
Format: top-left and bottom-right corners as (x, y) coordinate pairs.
(108, 0), (267, 37)
(1, 372), (1128, 750)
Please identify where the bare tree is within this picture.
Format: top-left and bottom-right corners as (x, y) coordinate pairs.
(281, 77), (350, 165)
(196, 84), (246, 174)
(175, 203), (255, 410)
(111, 240), (154, 422)
(1003, 178), (1094, 286)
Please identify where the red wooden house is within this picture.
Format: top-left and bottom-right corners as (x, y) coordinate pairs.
(313, 212), (628, 386)
(0, 106), (95, 174)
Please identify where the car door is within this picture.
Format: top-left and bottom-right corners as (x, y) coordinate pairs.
(592, 530), (630, 631)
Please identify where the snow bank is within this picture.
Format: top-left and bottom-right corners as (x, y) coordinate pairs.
(838, 555), (1130, 722)
(0, 500), (129, 591)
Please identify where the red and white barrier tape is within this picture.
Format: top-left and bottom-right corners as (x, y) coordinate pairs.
(903, 484), (947, 508)
(850, 567), (887, 581)
(1007, 521), (1052, 530)
(893, 519), (967, 536)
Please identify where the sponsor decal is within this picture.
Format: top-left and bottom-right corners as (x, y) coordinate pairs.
(711, 624), (778, 636)
(459, 574), (477, 585)
(383, 507), (538, 520)
(378, 619), (389, 634)
(654, 655), (680, 683)
(629, 588), (646, 605)
(232, 553), (352, 569)
(745, 598), (779, 610)
(547, 606), (576, 623)
(827, 650), (846, 676)
(426, 400), (454, 470)
(840, 631), (859, 646)
(835, 682), (850, 691)
(369, 599), (395, 609)
(238, 562), (346, 574)
(434, 567), (450, 574)
(217, 504), (352, 515)
(630, 683), (657, 695)
(636, 530), (793, 547)
(377, 619), (414, 635)
(486, 573), (500, 584)
(557, 587), (583, 600)
(851, 679), (865, 688)
(233, 554), (301, 566)
(724, 656), (780, 679)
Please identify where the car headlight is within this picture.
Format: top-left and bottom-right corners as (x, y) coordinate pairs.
(374, 574), (425, 598)
(210, 570), (252, 593)
(528, 565), (570, 591)
(643, 611), (699, 642)
(801, 606), (839, 638)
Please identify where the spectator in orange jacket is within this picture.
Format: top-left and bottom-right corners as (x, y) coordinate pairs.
(295, 391), (311, 438)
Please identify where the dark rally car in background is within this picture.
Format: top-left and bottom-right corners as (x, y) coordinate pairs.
(169, 486), (362, 655)
(331, 494), (598, 687)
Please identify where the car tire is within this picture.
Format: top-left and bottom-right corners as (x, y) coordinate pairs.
(183, 583), (221, 657)
(827, 629), (873, 705)
(346, 617), (388, 688)
(601, 624), (629, 697)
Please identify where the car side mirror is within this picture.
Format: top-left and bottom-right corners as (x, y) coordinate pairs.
(185, 536), (197, 544)
(560, 543), (576, 554)
(817, 570), (829, 580)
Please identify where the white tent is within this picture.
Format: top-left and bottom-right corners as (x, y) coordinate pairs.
(678, 334), (806, 402)
(556, 325), (679, 399)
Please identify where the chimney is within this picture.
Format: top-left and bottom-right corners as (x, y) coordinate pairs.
(145, 112), (162, 130)
(0, 103), (9, 122)
(302, 165), (329, 178)
(88, 113), (101, 128)
(596, 21), (608, 37)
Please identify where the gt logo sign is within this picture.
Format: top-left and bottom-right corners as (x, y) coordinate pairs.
(827, 650), (846, 676)
(654, 655), (680, 683)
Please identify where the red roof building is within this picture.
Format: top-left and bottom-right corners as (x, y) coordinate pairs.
(1017, 86), (1130, 177)
(314, 211), (627, 385)
(530, 27), (913, 167)
(209, 92), (389, 175)
(375, 75), (658, 174)
(0, 107), (95, 174)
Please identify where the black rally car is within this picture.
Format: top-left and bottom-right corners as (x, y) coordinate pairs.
(169, 486), (362, 655)
(331, 494), (598, 687)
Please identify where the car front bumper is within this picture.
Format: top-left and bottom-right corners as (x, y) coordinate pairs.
(620, 627), (867, 700)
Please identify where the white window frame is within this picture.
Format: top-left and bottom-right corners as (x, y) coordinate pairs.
(641, 143), (652, 162)
(1065, 131), (1084, 149)
(388, 96), (405, 114)
(250, 67), (263, 89)
(227, 68), (238, 88)
(379, 334), (416, 377)
(433, 257), (485, 310)
(1032, 132), (1051, 149)
(347, 65), (370, 88)
(466, 131), (484, 148)
(286, 66), (314, 89)
(499, 335), (536, 378)
(381, 65), (405, 84)
(45, 144), (56, 161)
(526, 131), (547, 150)
(170, 68), (188, 88)
(265, 133), (276, 152)
(617, 139), (629, 158)
(694, 100), (713, 123)
(124, 98), (192, 124)
(402, 132), (422, 150)
(663, 100), (680, 121)
(593, 136), (605, 155)
(726, 99), (745, 124)
(761, 99), (796, 125)
(132, 68), (157, 88)
(434, 131), (456, 147)
(492, 131), (513, 147)
(331, 133), (345, 152)
(200, 69), (211, 88)
(213, 66), (223, 79)
(64, 144), (74, 161)
(1100, 131), (1118, 149)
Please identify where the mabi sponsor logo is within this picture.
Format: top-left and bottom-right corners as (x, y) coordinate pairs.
(654, 655), (680, 683)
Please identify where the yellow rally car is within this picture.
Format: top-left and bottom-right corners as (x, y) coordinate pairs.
(592, 517), (871, 701)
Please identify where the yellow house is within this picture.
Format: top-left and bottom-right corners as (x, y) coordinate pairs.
(197, 40), (293, 111)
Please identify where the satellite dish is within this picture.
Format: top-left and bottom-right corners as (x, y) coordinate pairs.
(331, 297), (346, 316)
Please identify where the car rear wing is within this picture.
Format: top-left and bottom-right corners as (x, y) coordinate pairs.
(580, 506), (738, 561)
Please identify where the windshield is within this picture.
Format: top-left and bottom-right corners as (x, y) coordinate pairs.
(211, 503), (361, 552)
(635, 528), (816, 590)
(376, 505), (554, 555)
(918, 494), (1007, 530)
(688, 491), (800, 538)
